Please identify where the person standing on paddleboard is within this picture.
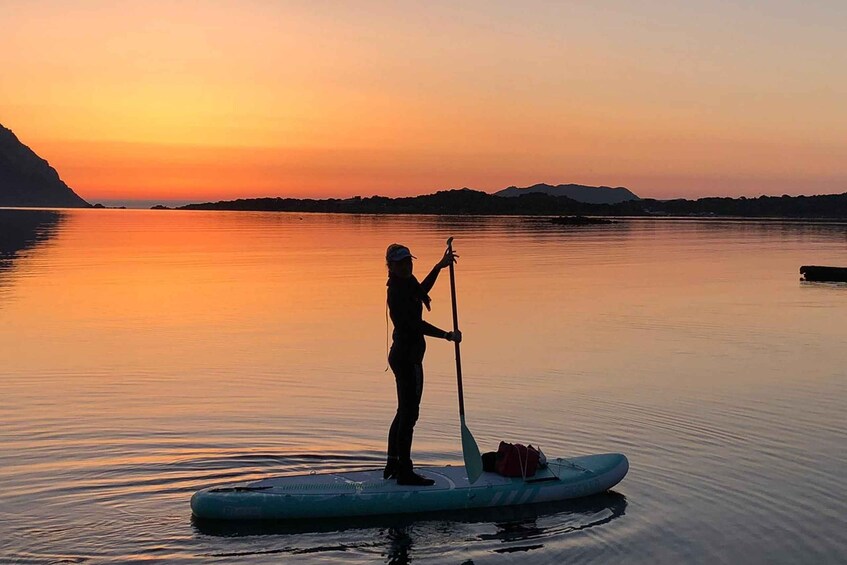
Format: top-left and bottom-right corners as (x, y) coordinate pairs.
(384, 243), (461, 486)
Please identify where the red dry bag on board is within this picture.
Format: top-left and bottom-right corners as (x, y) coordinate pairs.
(495, 441), (541, 478)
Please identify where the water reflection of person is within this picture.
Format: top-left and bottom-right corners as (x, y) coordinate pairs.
(384, 243), (461, 486)
(384, 527), (413, 565)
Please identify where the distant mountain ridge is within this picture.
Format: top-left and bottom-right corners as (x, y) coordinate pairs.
(181, 188), (847, 218)
(0, 124), (90, 208)
(495, 183), (639, 204)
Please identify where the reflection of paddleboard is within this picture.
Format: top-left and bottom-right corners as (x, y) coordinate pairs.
(191, 453), (628, 520)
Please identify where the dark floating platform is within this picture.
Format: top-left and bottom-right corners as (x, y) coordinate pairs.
(550, 216), (615, 226)
(800, 265), (847, 282)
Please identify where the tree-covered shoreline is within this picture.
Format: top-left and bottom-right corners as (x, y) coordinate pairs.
(179, 189), (847, 218)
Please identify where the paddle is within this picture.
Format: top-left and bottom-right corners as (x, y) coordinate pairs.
(446, 237), (483, 484)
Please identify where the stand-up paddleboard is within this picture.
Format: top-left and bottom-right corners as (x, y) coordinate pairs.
(191, 453), (628, 520)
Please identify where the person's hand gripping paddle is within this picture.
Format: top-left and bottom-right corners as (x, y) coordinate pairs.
(446, 237), (483, 483)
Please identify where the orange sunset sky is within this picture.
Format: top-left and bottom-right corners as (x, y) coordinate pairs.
(1, 1), (845, 202)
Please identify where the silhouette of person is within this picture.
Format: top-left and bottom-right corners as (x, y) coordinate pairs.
(384, 243), (461, 486)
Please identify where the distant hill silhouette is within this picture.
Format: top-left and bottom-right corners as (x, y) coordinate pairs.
(495, 183), (639, 204)
(181, 188), (847, 218)
(0, 124), (90, 208)
(182, 188), (588, 215)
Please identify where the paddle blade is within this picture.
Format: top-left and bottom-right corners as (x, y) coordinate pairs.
(460, 416), (483, 484)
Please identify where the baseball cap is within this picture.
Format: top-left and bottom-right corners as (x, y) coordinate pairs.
(386, 243), (416, 262)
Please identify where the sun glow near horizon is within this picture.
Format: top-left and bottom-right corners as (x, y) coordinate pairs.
(2, 1), (845, 201)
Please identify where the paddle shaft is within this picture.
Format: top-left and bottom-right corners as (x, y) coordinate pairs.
(446, 239), (465, 417)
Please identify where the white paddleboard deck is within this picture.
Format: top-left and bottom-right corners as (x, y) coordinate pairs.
(191, 453), (628, 520)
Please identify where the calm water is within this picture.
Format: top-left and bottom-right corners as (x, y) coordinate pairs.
(1, 209), (845, 564)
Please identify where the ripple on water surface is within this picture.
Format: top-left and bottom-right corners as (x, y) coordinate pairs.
(1, 212), (846, 563)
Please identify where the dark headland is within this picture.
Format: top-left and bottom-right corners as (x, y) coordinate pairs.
(0, 124), (90, 208)
(180, 187), (847, 218)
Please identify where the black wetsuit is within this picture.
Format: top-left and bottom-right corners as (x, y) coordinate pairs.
(386, 268), (448, 471)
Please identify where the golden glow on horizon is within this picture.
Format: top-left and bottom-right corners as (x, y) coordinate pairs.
(2, 1), (845, 201)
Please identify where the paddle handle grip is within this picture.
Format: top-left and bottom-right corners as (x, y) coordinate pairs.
(446, 237), (465, 417)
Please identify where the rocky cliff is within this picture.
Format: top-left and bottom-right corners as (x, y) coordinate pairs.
(0, 124), (90, 208)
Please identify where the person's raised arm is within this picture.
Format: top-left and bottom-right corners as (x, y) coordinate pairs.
(420, 248), (458, 293)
